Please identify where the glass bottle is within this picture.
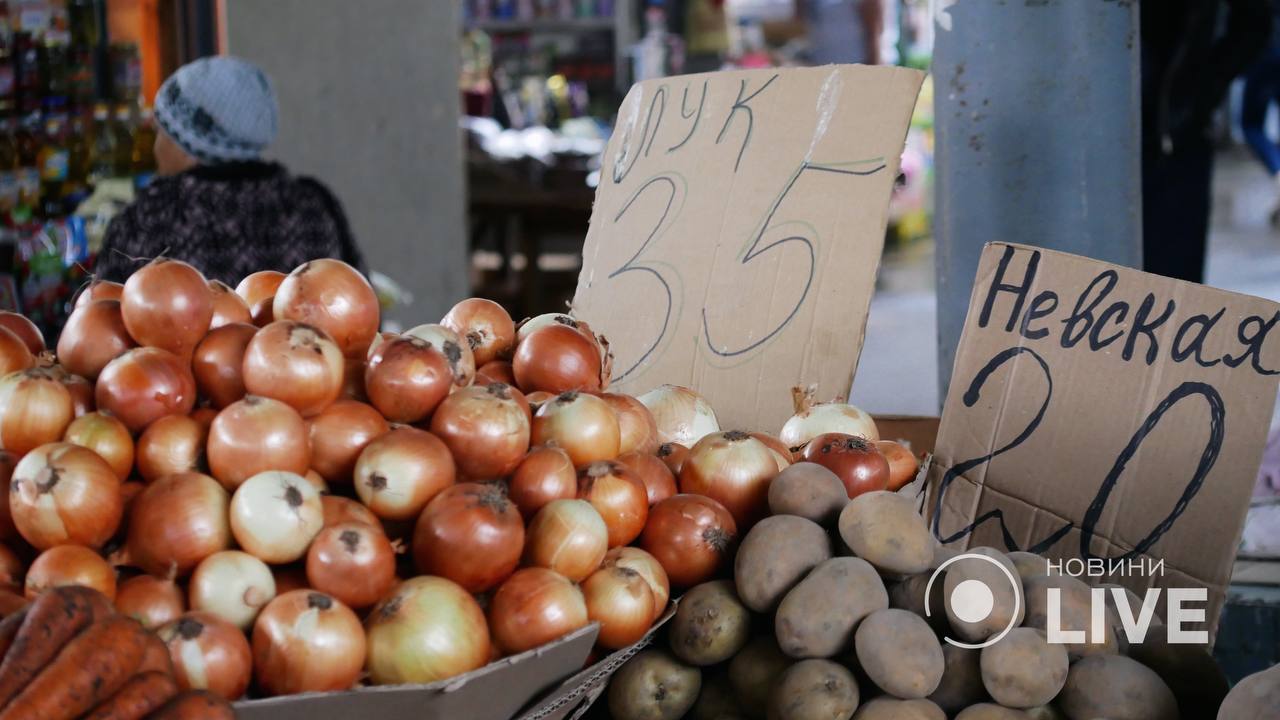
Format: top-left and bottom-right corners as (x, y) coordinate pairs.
(131, 106), (155, 189)
(36, 113), (67, 215)
(87, 102), (112, 185)
(65, 111), (87, 198)
(14, 112), (38, 209)
(0, 117), (18, 214)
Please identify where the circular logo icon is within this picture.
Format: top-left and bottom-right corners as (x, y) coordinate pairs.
(925, 552), (1022, 649)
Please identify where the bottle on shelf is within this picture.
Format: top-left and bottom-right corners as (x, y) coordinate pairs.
(131, 105), (155, 189)
(0, 2), (15, 118)
(0, 117), (18, 215)
(111, 102), (132, 177)
(13, 30), (38, 117)
(87, 102), (112, 185)
(37, 113), (67, 217)
(65, 110), (87, 201)
(15, 112), (39, 211)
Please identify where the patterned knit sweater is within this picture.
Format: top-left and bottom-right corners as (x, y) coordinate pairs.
(95, 161), (365, 286)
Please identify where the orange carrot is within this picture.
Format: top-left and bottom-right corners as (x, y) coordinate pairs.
(0, 615), (147, 720)
(137, 631), (174, 676)
(0, 608), (26, 660)
(145, 690), (236, 720)
(82, 671), (179, 720)
(0, 591), (26, 618)
(0, 585), (114, 706)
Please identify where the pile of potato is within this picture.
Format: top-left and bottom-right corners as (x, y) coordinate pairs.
(603, 461), (1280, 720)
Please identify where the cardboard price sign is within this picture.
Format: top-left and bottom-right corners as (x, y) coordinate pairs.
(928, 243), (1280, 636)
(573, 66), (923, 432)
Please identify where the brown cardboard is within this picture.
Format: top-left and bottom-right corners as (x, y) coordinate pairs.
(234, 623), (598, 720)
(927, 242), (1280, 637)
(573, 65), (923, 433)
(874, 414), (940, 455)
(515, 603), (679, 720)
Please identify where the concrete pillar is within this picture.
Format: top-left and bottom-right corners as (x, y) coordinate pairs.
(221, 0), (467, 328)
(933, 0), (1142, 401)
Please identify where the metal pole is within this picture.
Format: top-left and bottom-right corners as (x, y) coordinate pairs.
(933, 0), (1143, 402)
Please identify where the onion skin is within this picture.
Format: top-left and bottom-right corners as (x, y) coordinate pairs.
(404, 324), (475, 388)
(24, 544), (117, 600)
(616, 451), (677, 506)
(122, 258), (214, 358)
(800, 433), (890, 499)
(488, 567), (588, 655)
(640, 494), (737, 588)
(531, 391), (620, 467)
(524, 498), (608, 582)
(207, 280), (252, 329)
(126, 472), (231, 577)
(411, 482), (524, 593)
(58, 371), (94, 418)
(679, 430), (780, 529)
(512, 324), (603, 394)
(189, 550), (277, 631)
(230, 471), (324, 564)
(58, 300), (136, 380)
(0, 452), (16, 541)
(0, 327), (33, 377)
(751, 431), (795, 470)
(442, 297), (515, 367)
(429, 383), (530, 480)
(0, 368), (74, 455)
(235, 271), (285, 308)
(578, 461), (649, 548)
(602, 393), (660, 456)
(307, 400), (388, 486)
(354, 427), (456, 521)
(207, 396), (310, 491)
(509, 446), (577, 520)
(475, 360), (516, 386)
(253, 590), (367, 695)
(63, 411), (134, 481)
(95, 347), (197, 433)
(242, 320), (345, 417)
(160, 611), (254, 700)
(116, 574), (186, 629)
(74, 279), (124, 309)
(602, 547), (670, 623)
(365, 336), (452, 424)
(365, 576), (490, 685)
(779, 392), (879, 449)
(306, 523), (396, 609)
(321, 495), (382, 531)
(582, 565), (655, 649)
(136, 414), (208, 481)
(11, 442), (122, 550)
(192, 323), (256, 409)
(0, 311), (43, 354)
(272, 259), (380, 358)
(637, 385), (720, 447)
(876, 440), (920, 491)
(657, 442), (689, 476)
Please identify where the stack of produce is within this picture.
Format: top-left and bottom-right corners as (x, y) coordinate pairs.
(0, 585), (232, 719)
(605, 456), (1280, 720)
(0, 254), (931, 711)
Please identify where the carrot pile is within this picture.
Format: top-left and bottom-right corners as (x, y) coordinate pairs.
(0, 585), (233, 720)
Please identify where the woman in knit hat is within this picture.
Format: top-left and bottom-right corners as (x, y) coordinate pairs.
(94, 55), (364, 285)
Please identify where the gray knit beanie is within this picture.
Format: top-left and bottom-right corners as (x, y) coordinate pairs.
(153, 56), (279, 163)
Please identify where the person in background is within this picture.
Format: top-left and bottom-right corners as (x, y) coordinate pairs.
(1141, 0), (1270, 284)
(1240, 2), (1280, 225)
(799, 0), (895, 66)
(94, 56), (364, 287)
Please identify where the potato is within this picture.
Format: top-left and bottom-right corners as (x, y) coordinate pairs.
(776, 557), (888, 659)
(955, 704), (1031, 720)
(669, 580), (752, 666)
(1126, 632), (1226, 718)
(888, 572), (949, 635)
(729, 637), (794, 720)
(851, 697), (945, 720)
(932, 544), (959, 569)
(838, 491), (933, 576)
(692, 671), (748, 720)
(1057, 655), (1177, 720)
(978, 628), (1067, 709)
(608, 649), (702, 720)
(943, 548), (1023, 644)
(853, 608), (944, 699)
(768, 463), (848, 525)
(927, 644), (987, 713)
(1021, 574), (1118, 660)
(735, 515), (832, 612)
(1217, 662), (1280, 720)
(1007, 551), (1048, 583)
(767, 659), (859, 720)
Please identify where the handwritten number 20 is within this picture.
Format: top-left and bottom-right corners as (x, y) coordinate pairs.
(933, 346), (1226, 559)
